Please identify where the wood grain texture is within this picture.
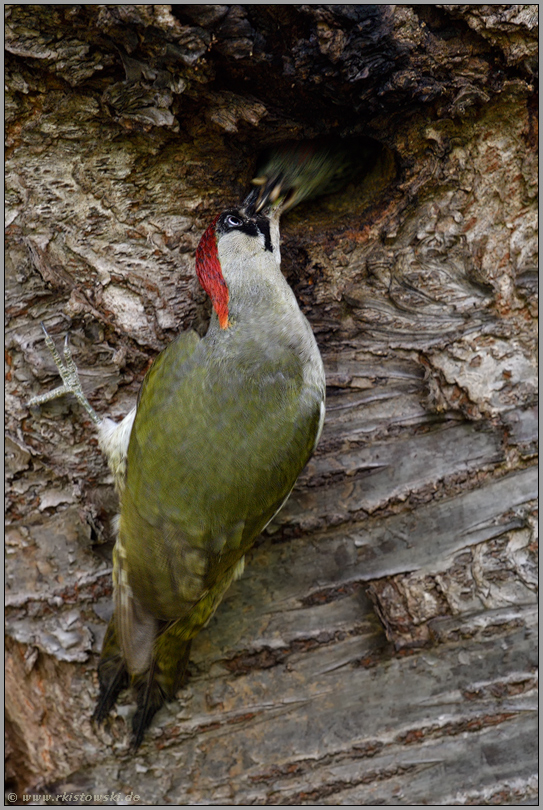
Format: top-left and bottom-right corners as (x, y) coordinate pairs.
(5, 4), (537, 804)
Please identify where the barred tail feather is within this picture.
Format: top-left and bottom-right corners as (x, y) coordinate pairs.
(92, 618), (129, 724)
(114, 537), (157, 676)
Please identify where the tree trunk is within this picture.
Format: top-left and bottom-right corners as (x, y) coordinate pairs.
(5, 5), (537, 805)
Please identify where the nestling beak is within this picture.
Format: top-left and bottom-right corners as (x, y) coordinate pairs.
(241, 184), (288, 220)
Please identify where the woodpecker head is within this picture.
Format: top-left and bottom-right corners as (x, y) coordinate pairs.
(195, 205), (281, 329)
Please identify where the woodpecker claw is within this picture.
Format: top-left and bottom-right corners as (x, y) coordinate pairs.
(28, 324), (101, 425)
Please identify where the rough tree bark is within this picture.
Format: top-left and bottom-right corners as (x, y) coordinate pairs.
(5, 5), (538, 806)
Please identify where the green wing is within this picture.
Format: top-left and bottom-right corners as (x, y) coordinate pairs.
(136, 328), (200, 407)
(118, 332), (321, 635)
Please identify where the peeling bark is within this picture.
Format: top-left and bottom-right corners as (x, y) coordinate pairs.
(5, 4), (538, 805)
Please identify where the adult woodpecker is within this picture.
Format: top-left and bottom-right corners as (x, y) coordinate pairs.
(29, 197), (325, 748)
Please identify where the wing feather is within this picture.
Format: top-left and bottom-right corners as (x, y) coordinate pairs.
(113, 536), (158, 675)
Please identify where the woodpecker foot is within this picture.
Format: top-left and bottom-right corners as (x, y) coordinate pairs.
(28, 323), (101, 425)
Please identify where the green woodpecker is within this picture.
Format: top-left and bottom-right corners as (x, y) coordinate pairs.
(30, 197), (325, 748)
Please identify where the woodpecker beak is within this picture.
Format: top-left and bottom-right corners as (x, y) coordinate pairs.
(240, 187), (260, 218)
(241, 178), (290, 219)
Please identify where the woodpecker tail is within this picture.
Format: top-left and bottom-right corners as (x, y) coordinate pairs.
(93, 618), (192, 750)
(93, 618), (129, 724)
(131, 632), (192, 750)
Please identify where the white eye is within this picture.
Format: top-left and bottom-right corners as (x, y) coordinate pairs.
(226, 214), (243, 228)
